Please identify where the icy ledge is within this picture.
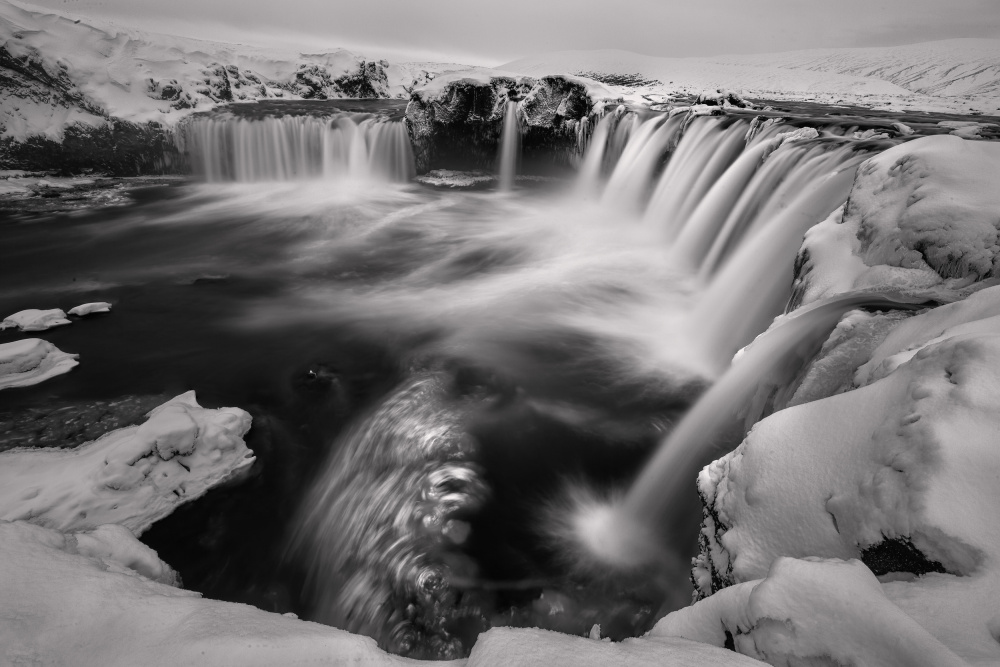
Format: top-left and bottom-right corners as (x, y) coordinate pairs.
(0, 338), (79, 390)
(0, 391), (255, 534)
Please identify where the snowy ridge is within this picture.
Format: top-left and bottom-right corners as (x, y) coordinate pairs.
(503, 40), (1000, 114)
(0, 0), (459, 140)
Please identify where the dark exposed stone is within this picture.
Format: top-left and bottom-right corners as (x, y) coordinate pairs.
(405, 74), (605, 174)
(861, 537), (947, 577)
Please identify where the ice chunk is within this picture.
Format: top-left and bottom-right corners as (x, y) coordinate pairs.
(0, 391), (254, 535)
(0, 338), (79, 390)
(68, 302), (112, 317)
(1, 308), (71, 331)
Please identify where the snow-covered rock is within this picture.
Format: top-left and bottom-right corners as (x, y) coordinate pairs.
(0, 516), (765, 666)
(0, 390), (254, 534)
(0, 337), (78, 390)
(465, 626), (761, 666)
(68, 301), (111, 316)
(0, 0), (458, 173)
(0, 520), (429, 667)
(1, 307), (70, 330)
(655, 557), (967, 667)
(690, 287), (1000, 665)
(791, 135), (1000, 308)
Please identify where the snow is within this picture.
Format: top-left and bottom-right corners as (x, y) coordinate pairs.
(793, 135), (1000, 307)
(0, 520), (439, 667)
(465, 627), (761, 666)
(654, 558), (967, 667)
(689, 286), (1000, 664)
(503, 40), (1000, 114)
(0, 520), (759, 666)
(68, 301), (112, 316)
(0, 0), (459, 139)
(0, 337), (78, 390)
(1, 307), (71, 330)
(0, 391), (255, 534)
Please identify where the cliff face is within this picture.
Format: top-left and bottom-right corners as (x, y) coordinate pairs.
(405, 70), (616, 174)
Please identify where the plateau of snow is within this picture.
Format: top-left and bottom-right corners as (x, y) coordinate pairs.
(503, 40), (1000, 114)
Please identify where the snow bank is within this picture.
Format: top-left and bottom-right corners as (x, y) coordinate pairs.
(68, 301), (111, 316)
(0, 520), (436, 667)
(0, 337), (78, 390)
(689, 287), (1000, 664)
(0, 391), (254, 534)
(792, 135), (1000, 307)
(655, 558), (967, 667)
(1, 307), (71, 330)
(0, 515), (764, 666)
(465, 626), (760, 666)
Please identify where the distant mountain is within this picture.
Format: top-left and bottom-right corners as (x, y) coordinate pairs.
(503, 40), (1000, 114)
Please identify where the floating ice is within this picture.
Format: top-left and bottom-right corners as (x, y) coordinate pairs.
(0, 338), (79, 391)
(0, 391), (254, 535)
(68, 302), (112, 317)
(1, 308), (71, 331)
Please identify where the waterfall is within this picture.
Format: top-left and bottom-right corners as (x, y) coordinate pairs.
(573, 290), (928, 569)
(497, 101), (521, 192)
(179, 113), (416, 183)
(574, 113), (613, 197)
(559, 107), (904, 571)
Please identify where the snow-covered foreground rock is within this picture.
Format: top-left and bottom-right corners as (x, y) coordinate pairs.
(792, 134), (1000, 307)
(670, 259), (1000, 661)
(0, 391), (254, 534)
(0, 337), (78, 390)
(1, 518), (767, 667)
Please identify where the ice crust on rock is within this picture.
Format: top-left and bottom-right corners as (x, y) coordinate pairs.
(0, 338), (78, 390)
(689, 287), (1000, 664)
(68, 301), (112, 316)
(792, 135), (1000, 307)
(0, 307), (71, 331)
(0, 391), (254, 534)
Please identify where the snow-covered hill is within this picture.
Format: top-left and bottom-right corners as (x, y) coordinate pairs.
(503, 40), (1000, 114)
(0, 0), (461, 141)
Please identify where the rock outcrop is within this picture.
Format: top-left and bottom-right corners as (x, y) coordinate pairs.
(405, 70), (616, 174)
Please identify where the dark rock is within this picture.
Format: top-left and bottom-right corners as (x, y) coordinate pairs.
(405, 74), (603, 174)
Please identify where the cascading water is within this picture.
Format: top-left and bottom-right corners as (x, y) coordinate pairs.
(551, 107), (907, 572)
(566, 291), (928, 570)
(268, 103), (910, 652)
(179, 113), (416, 182)
(497, 100), (521, 191)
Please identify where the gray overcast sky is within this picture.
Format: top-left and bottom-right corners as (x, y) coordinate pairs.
(25, 0), (1000, 65)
